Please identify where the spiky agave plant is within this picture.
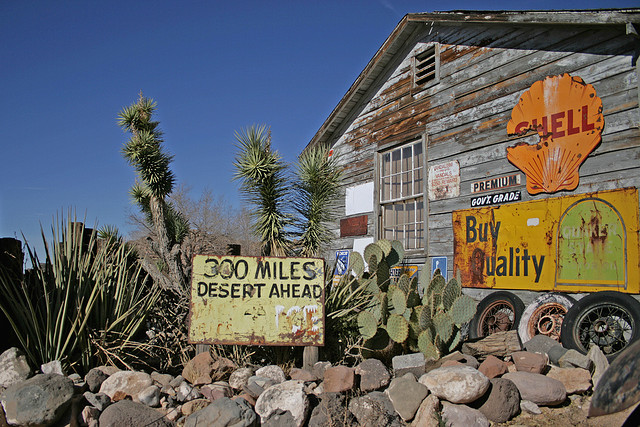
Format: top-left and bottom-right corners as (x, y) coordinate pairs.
(233, 125), (291, 257)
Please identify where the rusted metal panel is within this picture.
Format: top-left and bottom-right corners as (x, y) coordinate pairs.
(453, 188), (640, 293)
(340, 215), (368, 237)
(188, 255), (325, 346)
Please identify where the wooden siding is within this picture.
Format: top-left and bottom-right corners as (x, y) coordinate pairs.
(324, 22), (639, 280)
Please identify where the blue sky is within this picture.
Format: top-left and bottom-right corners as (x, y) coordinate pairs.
(1, 0), (637, 256)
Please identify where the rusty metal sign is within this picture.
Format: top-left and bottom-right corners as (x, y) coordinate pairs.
(428, 160), (460, 200)
(453, 188), (639, 294)
(188, 255), (325, 346)
(506, 74), (603, 194)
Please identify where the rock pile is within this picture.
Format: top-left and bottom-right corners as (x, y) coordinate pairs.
(0, 331), (611, 426)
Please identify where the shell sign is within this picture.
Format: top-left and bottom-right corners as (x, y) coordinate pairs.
(506, 74), (603, 194)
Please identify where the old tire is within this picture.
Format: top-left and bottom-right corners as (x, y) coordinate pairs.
(518, 293), (576, 343)
(469, 291), (525, 339)
(561, 291), (640, 361)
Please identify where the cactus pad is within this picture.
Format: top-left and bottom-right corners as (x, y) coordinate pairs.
(386, 314), (409, 344)
(387, 240), (405, 267)
(433, 312), (453, 342)
(358, 311), (379, 340)
(442, 277), (461, 310)
(364, 243), (383, 267)
(418, 304), (432, 330)
(376, 239), (392, 256)
(449, 294), (477, 326)
(418, 329), (439, 359)
(427, 274), (446, 299)
(388, 285), (407, 315)
(349, 251), (365, 277)
(397, 274), (411, 294)
(376, 258), (390, 290)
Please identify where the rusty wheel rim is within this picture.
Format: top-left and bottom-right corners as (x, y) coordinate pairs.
(526, 302), (568, 341)
(478, 300), (515, 337)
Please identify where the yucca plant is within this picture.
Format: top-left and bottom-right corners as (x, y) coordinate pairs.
(233, 125), (291, 257)
(0, 216), (160, 374)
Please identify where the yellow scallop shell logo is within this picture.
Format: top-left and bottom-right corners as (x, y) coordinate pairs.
(506, 74), (603, 194)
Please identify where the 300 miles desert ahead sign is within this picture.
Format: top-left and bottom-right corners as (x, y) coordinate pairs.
(188, 255), (325, 346)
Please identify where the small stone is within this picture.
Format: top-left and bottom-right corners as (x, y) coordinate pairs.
(323, 365), (355, 393)
(545, 366), (592, 394)
(244, 376), (275, 398)
(523, 334), (561, 355)
(587, 345), (609, 388)
(151, 372), (174, 387)
(470, 378), (520, 423)
(99, 371), (153, 402)
(81, 405), (101, 426)
(348, 391), (403, 427)
(85, 368), (109, 392)
(558, 349), (593, 370)
(511, 351), (548, 373)
(169, 375), (184, 388)
(0, 347), (32, 388)
(229, 367), (254, 390)
(312, 361), (331, 380)
(440, 351), (480, 369)
(83, 391), (111, 411)
(411, 394), (440, 427)
(547, 344), (569, 365)
(520, 399), (542, 414)
(477, 355), (509, 379)
(254, 380), (309, 427)
(503, 371), (566, 405)
(181, 398), (210, 417)
(234, 393), (256, 407)
(41, 360), (64, 376)
(137, 385), (160, 407)
(441, 401), (489, 427)
(308, 392), (355, 427)
(392, 352), (426, 378)
(255, 365), (286, 384)
(98, 399), (175, 426)
(289, 368), (317, 382)
(96, 365), (120, 376)
(355, 358), (391, 392)
(177, 381), (202, 402)
(419, 366), (489, 404)
(182, 352), (215, 385)
(386, 374), (429, 421)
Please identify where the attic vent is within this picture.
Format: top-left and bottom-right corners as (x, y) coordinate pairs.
(413, 45), (439, 88)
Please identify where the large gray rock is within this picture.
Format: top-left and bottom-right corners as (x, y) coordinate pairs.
(99, 399), (175, 426)
(1, 373), (74, 426)
(254, 380), (309, 427)
(322, 365), (355, 393)
(0, 347), (32, 388)
(503, 371), (566, 405)
(587, 345), (609, 388)
(523, 334), (561, 355)
(83, 391), (111, 411)
(470, 378), (520, 423)
(441, 401), (489, 427)
(138, 384), (161, 407)
(558, 349), (593, 370)
(355, 358), (391, 392)
(348, 391), (404, 427)
(386, 374), (429, 422)
(99, 370), (153, 401)
(419, 366), (489, 404)
(184, 396), (256, 427)
(545, 366), (591, 394)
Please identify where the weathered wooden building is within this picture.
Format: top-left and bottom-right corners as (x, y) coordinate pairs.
(306, 10), (640, 354)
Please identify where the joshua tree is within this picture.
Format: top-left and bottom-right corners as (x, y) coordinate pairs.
(118, 93), (188, 293)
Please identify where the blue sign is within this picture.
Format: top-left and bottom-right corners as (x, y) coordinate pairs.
(431, 257), (447, 280)
(335, 250), (350, 276)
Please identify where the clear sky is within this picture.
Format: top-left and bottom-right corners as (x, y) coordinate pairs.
(1, 0), (637, 256)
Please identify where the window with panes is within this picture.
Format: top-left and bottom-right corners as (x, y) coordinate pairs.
(379, 140), (425, 250)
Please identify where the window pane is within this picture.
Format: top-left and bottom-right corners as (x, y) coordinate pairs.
(381, 177), (390, 202)
(407, 202), (415, 224)
(402, 171), (412, 198)
(414, 142), (423, 167)
(383, 205), (393, 227)
(402, 146), (412, 173)
(391, 176), (401, 199)
(406, 225), (415, 249)
(382, 153), (391, 177)
(416, 200), (424, 222)
(391, 149), (401, 174)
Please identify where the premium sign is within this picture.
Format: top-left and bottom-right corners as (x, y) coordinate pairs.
(428, 160), (460, 200)
(506, 74), (603, 194)
(189, 255), (325, 346)
(453, 188), (640, 294)
(471, 174), (521, 193)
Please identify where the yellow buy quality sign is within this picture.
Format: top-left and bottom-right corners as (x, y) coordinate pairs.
(188, 255), (325, 346)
